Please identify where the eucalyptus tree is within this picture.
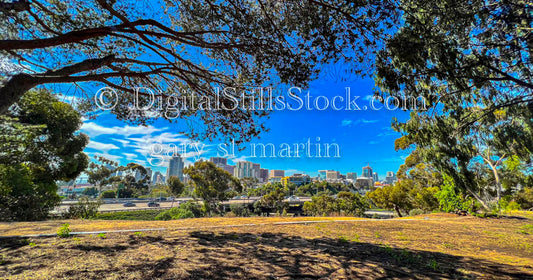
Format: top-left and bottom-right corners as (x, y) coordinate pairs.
(376, 0), (533, 208)
(1, 0), (398, 143)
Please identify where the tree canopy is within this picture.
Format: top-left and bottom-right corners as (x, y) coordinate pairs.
(1, 0), (398, 143)
(0, 89), (88, 221)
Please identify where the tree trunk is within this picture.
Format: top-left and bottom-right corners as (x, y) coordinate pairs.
(394, 205), (403, 217)
(0, 73), (39, 114)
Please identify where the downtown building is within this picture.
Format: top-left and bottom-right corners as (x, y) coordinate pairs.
(166, 154), (184, 181)
(209, 157), (235, 175)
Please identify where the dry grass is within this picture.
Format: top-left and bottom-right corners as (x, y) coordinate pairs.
(0, 213), (532, 279)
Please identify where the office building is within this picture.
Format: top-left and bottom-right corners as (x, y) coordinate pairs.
(346, 172), (357, 180)
(362, 165), (373, 178)
(385, 171), (396, 185)
(281, 173), (311, 187)
(373, 172), (379, 182)
(151, 171), (165, 185)
(210, 157), (227, 166)
(234, 161), (260, 179)
(326, 170), (340, 180)
(259, 168), (269, 182)
(269, 170), (285, 178)
(166, 154), (184, 181)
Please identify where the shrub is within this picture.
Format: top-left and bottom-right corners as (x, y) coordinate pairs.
(155, 207), (195, 220)
(94, 210), (162, 220)
(179, 201), (205, 218)
(63, 197), (101, 219)
(515, 187), (533, 210)
(229, 204), (250, 217)
(409, 209), (424, 216)
(57, 223), (71, 238)
(100, 190), (116, 199)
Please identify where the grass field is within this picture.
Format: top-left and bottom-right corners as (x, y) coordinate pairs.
(1, 213), (532, 279)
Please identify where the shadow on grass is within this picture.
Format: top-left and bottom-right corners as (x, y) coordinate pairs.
(1, 231), (532, 279)
(184, 231), (532, 279)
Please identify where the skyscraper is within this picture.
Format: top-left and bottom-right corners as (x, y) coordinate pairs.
(209, 157), (227, 166)
(234, 161), (260, 179)
(372, 172), (379, 182)
(269, 170), (285, 178)
(166, 154), (184, 181)
(362, 165), (373, 178)
(346, 172), (357, 180)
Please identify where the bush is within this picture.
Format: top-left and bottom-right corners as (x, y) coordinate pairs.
(409, 209), (424, 216)
(100, 190), (116, 199)
(57, 223), (71, 238)
(94, 210), (162, 220)
(515, 187), (533, 210)
(229, 204), (250, 217)
(155, 207), (195, 220)
(179, 201), (205, 218)
(63, 197), (101, 219)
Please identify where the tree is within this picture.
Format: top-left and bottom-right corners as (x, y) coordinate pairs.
(167, 175), (184, 207)
(337, 191), (369, 217)
(86, 156), (117, 196)
(259, 187), (288, 215)
(82, 187), (98, 197)
(184, 160), (241, 215)
(0, 89), (88, 221)
(376, 0), (533, 210)
(1, 0), (398, 143)
(367, 182), (412, 217)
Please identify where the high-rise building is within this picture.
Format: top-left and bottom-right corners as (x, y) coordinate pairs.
(346, 172), (357, 180)
(318, 170), (330, 181)
(166, 154), (184, 181)
(385, 171), (396, 184)
(372, 172), (379, 182)
(234, 161), (260, 179)
(362, 165), (373, 178)
(269, 170), (285, 178)
(210, 157), (234, 175)
(210, 157), (227, 166)
(221, 165), (235, 175)
(151, 171), (165, 185)
(281, 173), (311, 187)
(145, 167), (153, 183)
(326, 170), (340, 180)
(259, 168), (269, 182)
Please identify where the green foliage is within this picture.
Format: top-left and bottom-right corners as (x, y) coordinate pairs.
(155, 208), (194, 220)
(304, 193), (368, 217)
(229, 204), (250, 217)
(258, 188), (289, 215)
(0, 89), (88, 221)
(515, 187), (533, 210)
(167, 176), (185, 197)
(1, 0), (397, 142)
(377, 0), (533, 211)
(409, 209), (424, 216)
(434, 175), (473, 213)
(63, 197), (101, 219)
(93, 210), (163, 221)
(81, 187), (98, 197)
(155, 201), (205, 220)
(97, 233), (107, 239)
(57, 223), (71, 238)
(185, 161), (241, 215)
(100, 190), (117, 199)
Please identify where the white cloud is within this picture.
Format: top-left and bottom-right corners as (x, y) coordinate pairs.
(81, 122), (163, 138)
(341, 118), (378, 127)
(341, 119), (352, 126)
(123, 153), (138, 161)
(86, 140), (120, 153)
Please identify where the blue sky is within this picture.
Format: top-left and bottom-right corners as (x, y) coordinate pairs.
(77, 67), (411, 179)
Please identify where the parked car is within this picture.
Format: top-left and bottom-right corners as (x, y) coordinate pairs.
(156, 197), (167, 202)
(147, 201), (160, 207)
(123, 202), (136, 207)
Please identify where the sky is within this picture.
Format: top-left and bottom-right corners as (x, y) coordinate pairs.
(76, 66), (411, 180)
